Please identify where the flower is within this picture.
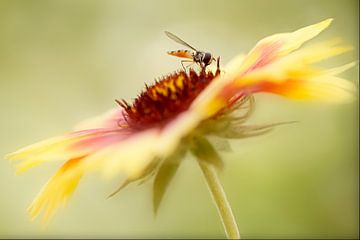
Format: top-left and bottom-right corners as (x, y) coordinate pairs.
(6, 18), (356, 226)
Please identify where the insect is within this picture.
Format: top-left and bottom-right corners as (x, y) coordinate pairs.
(165, 31), (216, 71)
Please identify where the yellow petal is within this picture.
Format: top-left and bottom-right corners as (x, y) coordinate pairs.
(28, 157), (83, 223)
(234, 42), (357, 102)
(6, 135), (84, 174)
(83, 129), (161, 180)
(257, 18), (333, 56)
(238, 18), (333, 75)
(6, 130), (108, 174)
(84, 112), (202, 181)
(191, 19), (356, 118)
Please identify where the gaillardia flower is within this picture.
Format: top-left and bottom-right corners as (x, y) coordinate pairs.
(6, 19), (356, 238)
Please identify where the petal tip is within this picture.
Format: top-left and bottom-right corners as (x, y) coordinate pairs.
(323, 18), (333, 26)
(4, 152), (16, 161)
(313, 18), (333, 34)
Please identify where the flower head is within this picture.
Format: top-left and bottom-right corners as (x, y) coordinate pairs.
(6, 18), (357, 224)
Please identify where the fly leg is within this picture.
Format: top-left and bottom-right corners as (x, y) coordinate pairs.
(181, 59), (194, 72)
(215, 56), (221, 76)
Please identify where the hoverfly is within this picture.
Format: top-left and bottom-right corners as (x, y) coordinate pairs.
(165, 31), (216, 71)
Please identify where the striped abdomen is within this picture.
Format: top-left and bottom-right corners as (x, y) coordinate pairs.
(167, 50), (194, 59)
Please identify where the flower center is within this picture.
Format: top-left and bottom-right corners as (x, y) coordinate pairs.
(117, 69), (219, 129)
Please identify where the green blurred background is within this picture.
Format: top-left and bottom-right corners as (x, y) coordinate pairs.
(0, 0), (358, 238)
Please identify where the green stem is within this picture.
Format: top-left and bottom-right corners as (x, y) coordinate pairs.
(198, 160), (240, 239)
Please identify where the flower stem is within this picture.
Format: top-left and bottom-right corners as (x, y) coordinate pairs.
(198, 160), (240, 239)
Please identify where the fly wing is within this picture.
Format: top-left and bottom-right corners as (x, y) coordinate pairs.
(165, 31), (197, 51)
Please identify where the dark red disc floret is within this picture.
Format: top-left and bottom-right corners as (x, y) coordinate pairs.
(117, 69), (218, 129)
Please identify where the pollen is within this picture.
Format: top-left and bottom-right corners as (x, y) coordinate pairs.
(117, 69), (219, 129)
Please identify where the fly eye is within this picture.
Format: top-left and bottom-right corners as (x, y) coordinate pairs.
(203, 53), (212, 65)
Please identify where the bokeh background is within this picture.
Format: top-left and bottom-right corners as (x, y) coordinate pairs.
(0, 0), (358, 238)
